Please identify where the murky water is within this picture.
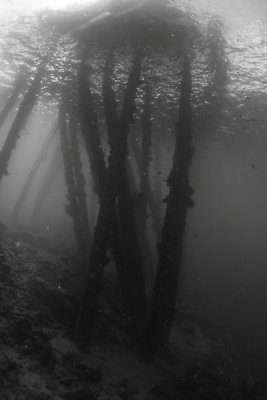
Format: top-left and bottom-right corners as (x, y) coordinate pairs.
(1, 0), (267, 381)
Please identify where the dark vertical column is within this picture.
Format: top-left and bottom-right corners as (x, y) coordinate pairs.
(0, 65), (44, 182)
(0, 71), (24, 129)
(68, 111), (91, 258)
(75, 47), (148, 349)
(143, 59), (194, 361)
(59, 103), (87, 263)
(77, 62), (106, 198)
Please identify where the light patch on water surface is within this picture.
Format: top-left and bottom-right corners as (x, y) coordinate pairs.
(227, 20), (267, 97)
(182, 0), (267, 27)
(0, 0), (99, 15)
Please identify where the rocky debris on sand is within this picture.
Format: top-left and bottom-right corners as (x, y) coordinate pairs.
(0, 228), (263, 400)
(116, 378), (138, 400)
(0, 353), (20, 387)
(62, 352), (102, 384)
(58, 388), (96, 400)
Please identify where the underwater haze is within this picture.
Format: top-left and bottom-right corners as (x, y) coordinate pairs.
(0, 0), (267, 398)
